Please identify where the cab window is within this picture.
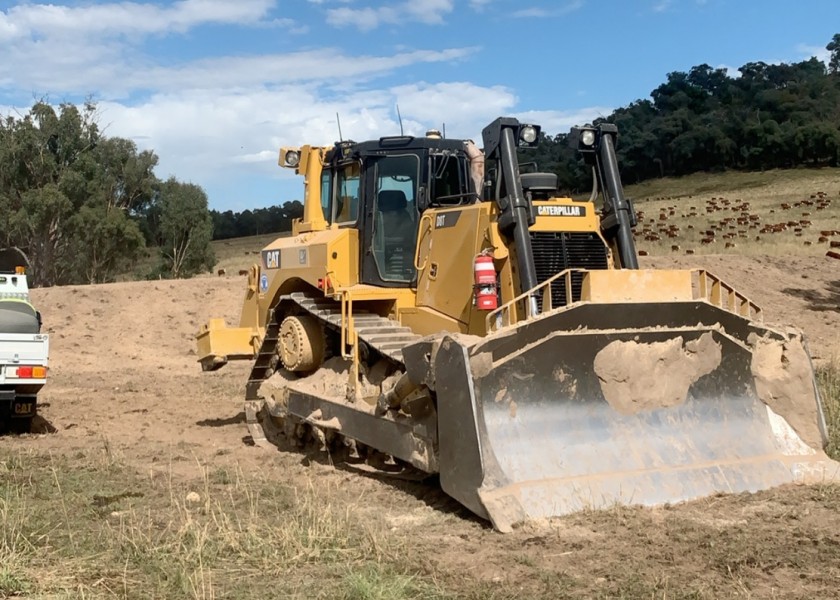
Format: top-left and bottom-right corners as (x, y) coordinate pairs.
(372, 154), (419, 282)
(320, 170), (331, 223)
(430, 153), (471, 206)
(334, 162), (361, 224)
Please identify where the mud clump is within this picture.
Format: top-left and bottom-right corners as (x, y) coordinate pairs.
(594, 333), (722, 415)
(750, 333), (822, 450)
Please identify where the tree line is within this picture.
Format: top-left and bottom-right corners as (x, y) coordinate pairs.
(524, 33), (840, 194)
(0, 101), (215, 286)
(210, 202), (303, 240)
(4, 35), (839, 286)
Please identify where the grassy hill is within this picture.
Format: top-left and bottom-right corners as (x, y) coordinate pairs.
(623, 167), (840, 257)
(204, 167), (840, 274)
(210, 232), (290, 275)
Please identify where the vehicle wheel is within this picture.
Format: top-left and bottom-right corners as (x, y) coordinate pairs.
(278, 315), (325, 373)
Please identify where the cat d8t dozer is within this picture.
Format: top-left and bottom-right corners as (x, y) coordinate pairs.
(197, 117), (839, 531)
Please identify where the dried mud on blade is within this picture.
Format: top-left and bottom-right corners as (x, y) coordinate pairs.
(433, 302), (840, 532)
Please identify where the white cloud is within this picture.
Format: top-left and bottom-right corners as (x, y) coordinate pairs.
(96, 83), (467, 174)
(512, 1), (584, 18)
(796, 44), (830, 66)
(0, 43), (479, 99)
(0, 0), (275, 41)
(324, 0), (454, 31)
(234, 150), (278, 164)
(717, 63), (740, 79)
(0, 0), (328, 100)
(512, 7), (551, 18)
(89, 82), (605, 199)
(718, 43), (830, 80)
(468, 0), (495, 10)
(0, 1), (608, 210)
(390, 81), (517, 128)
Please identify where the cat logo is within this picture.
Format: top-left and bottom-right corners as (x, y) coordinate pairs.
(537, 205), (587, 217)
(262, 249), (281, 269)
(13, 401), (34, 415)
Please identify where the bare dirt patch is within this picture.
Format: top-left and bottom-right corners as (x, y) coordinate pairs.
(0, 253), (838, 597)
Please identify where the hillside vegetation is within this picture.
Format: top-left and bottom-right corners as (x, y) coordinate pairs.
(525, 34), (840, 194)
(1, 102), (216, 285)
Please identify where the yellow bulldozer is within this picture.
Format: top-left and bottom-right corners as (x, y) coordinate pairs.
(197, 117), (838, 531)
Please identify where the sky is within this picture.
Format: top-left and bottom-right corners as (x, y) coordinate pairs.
(0, 0), (837, 212)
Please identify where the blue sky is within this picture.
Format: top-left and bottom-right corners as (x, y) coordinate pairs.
(0, 0), (837, 212)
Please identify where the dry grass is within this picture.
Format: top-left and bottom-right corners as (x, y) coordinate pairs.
(818, 362), (840, 459)
(624, 168), (840, 199)
(119, 233), (285, 282)
(0, 449), (444, 599)
(3, 429), (840, 599)
(210, 233), (289, 276)
(622, 167), (840, 257)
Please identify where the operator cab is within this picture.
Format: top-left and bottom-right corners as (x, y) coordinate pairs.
(320, 134), (475, 288)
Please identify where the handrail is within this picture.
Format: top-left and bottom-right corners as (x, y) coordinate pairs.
(486, 268), (582, 333)
(485, 267), (763, 333)
(693, 269), (762, 320)
(413, 213), (434, 271)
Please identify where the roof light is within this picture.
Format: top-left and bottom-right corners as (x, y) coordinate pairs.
(520, 125), (538, 145)
(283, 149), (300, 168)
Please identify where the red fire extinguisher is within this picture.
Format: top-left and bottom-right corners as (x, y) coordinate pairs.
(474, 251), (498, 310)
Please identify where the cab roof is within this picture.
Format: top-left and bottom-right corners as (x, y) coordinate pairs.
(326, 135), (468, 162)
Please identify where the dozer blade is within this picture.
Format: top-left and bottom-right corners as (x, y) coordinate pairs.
(432, 301), (840, 532)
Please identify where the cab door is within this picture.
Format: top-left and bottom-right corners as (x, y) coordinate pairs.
(360, 153), (421, 288)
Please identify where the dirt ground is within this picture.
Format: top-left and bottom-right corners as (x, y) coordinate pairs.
(3, 253), (840, 598)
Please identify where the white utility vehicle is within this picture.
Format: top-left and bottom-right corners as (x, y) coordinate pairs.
(0, 248), (48, 433)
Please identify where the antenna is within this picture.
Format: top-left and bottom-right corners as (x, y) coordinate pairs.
(442, 123), (446, 138)
(396, 104), (404, 135)
(336, 112), (343, 142)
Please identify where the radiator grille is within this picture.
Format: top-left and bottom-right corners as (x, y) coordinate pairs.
(529, 231), (609, 309)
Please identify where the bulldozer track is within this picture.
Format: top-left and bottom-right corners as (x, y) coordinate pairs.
(243, 291), (423, 447)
